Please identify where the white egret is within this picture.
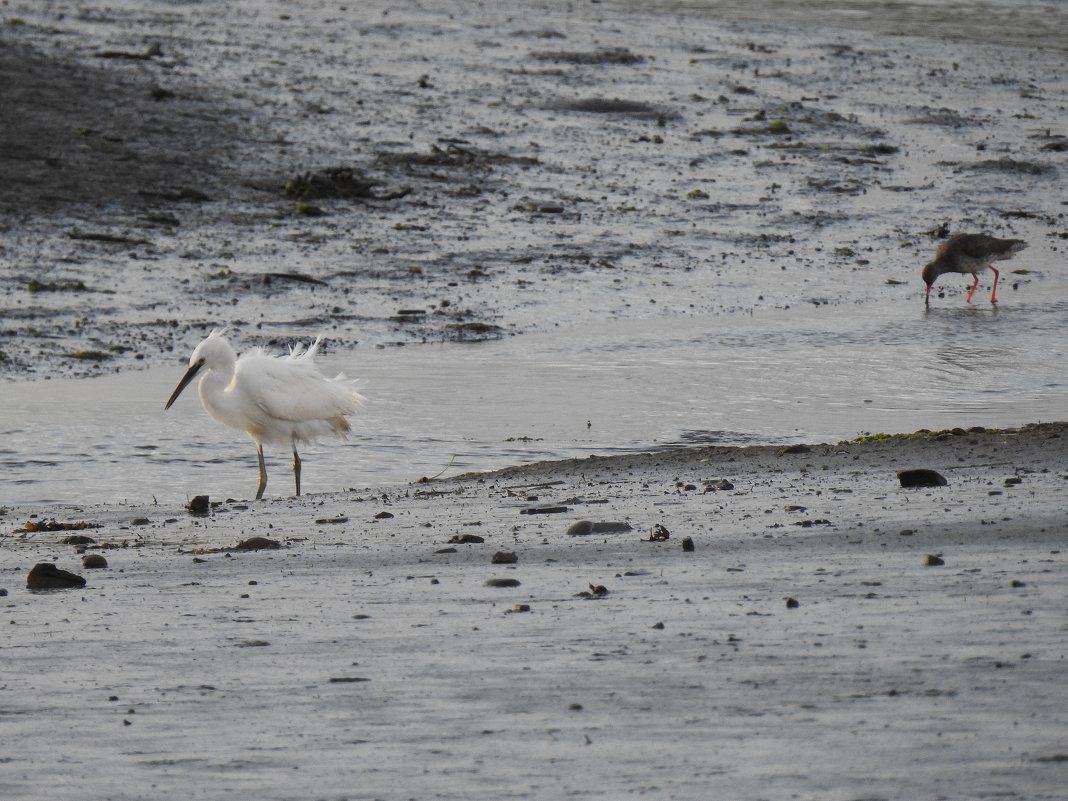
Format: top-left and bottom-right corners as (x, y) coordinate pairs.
(165, 330), (364, 499)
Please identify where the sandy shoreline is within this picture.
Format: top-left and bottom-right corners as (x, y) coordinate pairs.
(3, 425), (1067, 799)
(3, 0), (1068, 797)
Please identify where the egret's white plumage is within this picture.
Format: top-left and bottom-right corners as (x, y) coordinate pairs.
(165, 330), (364, 499)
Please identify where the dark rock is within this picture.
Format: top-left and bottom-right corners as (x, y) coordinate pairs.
(785, 597), (800, 609)
(187, 495), (210, 515)
(374, 511), (394, 519)
(233, 536), (281, 551)
(652, 621), (665, 629)
(27, 563), (86, 590)
(681, 536), (695, 552)
(492, 551), (518, 564)
(520, 505), (569, 515)
(448, 533), (484, 544)
(82, 553), (108, 569)
(566, 520), (633, 536)
(780, 444), (811, 454)
(0, 588), (7, 596)
(508, 603), (531, 613)
(925, 554), (945, 566)
(898, 469), (948, 488)
(485, 578), (521, 588)
(61, 534), (96, 545)
(649, 524), (670, 541)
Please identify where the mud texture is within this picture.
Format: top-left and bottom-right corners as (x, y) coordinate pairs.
(2, 424), (1067, 799)
(2, 0), (1066, 379)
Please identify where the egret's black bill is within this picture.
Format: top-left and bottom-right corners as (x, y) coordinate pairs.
(165, 361), (203, 409)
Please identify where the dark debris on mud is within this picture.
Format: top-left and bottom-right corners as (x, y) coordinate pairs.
(0, 2), (1062, 380)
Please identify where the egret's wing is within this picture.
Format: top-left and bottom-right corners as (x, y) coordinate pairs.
(233, 349), (362, 425)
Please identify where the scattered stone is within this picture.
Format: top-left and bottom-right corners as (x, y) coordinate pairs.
(681, 536), (695, 552)
(925, 554), (945, 566)
(1011, 579), (1027, 588)
(0, 588), (8, 596)
(283, 166), (406, 201)
(784, 505), (808, 512)
(785, 597), (800, 609)
(315, 515), (349, 524)
(374, 511), (394, 519)
(898, 469), (948, 488)
(448, 533), (484, 544)
(520, 505), (569, 515)
(492, 551), (518, 564)
(233, 537), (281, 551)
(899, 529), (916, 536)
(507, 604), (532, 614)
(27, 563), (86, 590)
(328, 676), (371, 683)
(708, 479), (734, 491)
(649, 524), (670, 541)
(566, 520), (633, 536)
(1004, 476), (1023, 486)
(187, 495), (210, 515)
(82, 554), (108, 569)
(62, 534), (96, 545)
(651, 621), (665, 629)
(780, 444), (811, 454)
(21, 519), (102, 533)
(435, 547), (458, 554)
(485, 578), (521, 588)
(532, 47), (644, 66)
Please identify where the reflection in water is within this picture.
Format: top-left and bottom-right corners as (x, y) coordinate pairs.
(2, 299), (1065, 505)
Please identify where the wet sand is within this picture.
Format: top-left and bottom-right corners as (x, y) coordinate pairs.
(3, 424), (1067, 799)
(3, 1), (1068, 798)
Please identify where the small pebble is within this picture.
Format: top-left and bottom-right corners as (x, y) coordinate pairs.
(925, 554), (945, 566)
(485, 578), (521, 588)
(186, 495), (210, 515)
(82, 553), (108, 569)
(898, 469), (948, 488)
(785, 597), (800, 609)
(233, 536), (281, 551)
(681, 536), (695, 552)
(492, 551), (518, 564)
(26, 563), (86, 590)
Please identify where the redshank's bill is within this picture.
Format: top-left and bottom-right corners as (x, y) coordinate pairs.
(922, 233), (1027, 305)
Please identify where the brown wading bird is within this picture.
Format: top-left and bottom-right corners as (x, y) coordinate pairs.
(165, 330), (364, 500)
(922, 233), (1027, 306)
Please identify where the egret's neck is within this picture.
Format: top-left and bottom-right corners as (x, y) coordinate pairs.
(197, 363), (240, 426)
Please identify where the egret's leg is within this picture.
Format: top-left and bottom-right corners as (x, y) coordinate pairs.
(989, 265), (1000, 304)
(965, 273), (980, 304)
(255, 444), (268, 500)
(293, 448), (302, 497)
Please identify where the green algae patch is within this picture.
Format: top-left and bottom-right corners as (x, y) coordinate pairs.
(28, 279), (87, 293)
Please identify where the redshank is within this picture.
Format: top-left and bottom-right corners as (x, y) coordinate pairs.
(922, 233), (1027, 305)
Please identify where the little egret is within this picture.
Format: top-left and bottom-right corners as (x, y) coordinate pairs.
(922, 233), (1027, 306)
(165, 330), (364, 499)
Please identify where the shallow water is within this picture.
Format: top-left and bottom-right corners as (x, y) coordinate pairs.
(3, 0), (1068, 506)
(4, 292), (1066, 506)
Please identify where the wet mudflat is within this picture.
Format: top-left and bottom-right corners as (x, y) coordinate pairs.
(3, 425), (1068, 800)
(3, 1), (1068, 799)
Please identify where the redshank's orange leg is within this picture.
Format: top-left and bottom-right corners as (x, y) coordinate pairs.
(989, 266), (1000, 304)
(965, 273), (980, 303)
